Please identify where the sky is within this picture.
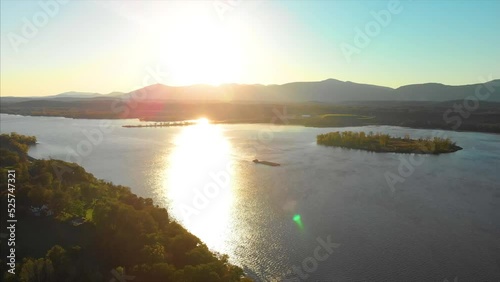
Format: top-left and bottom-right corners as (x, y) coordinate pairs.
(1, 0), (499, 97)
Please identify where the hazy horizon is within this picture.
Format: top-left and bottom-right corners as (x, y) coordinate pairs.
(3, 77), (500, 98)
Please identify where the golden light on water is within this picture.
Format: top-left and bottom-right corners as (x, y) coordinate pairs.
(197, 117), (209, 125)
(164, 120), (236, 252)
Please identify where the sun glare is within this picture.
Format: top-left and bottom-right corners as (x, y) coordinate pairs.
(158, 16), (244, 86)
(197, 117), (209, 125)
(164, 122), (235, 253)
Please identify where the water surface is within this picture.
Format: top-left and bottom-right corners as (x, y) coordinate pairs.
(1, 114), (499, 281)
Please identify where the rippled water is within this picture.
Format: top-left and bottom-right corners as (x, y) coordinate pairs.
(1, 114), (500, 281)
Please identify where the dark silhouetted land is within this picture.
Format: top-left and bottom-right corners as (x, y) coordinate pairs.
(1, 78), (500, 133)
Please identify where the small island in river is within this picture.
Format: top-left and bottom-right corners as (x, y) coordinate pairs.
(253, 159), (281, 166)
(317, 131), (462, 154)
(123, 121), (195, 128)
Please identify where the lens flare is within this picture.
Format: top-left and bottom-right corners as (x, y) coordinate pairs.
(293, 214), (304, 230)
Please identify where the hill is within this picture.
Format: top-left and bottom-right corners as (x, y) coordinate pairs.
(117, 79), (500, 103)
(2, 79), (499, 104)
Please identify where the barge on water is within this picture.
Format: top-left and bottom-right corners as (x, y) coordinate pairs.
(253, 159), (280, 167)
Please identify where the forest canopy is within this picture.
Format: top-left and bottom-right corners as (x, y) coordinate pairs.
(316, 131), (461, 154)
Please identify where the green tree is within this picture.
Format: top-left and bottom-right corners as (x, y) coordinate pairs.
(19, 258), (55, 282)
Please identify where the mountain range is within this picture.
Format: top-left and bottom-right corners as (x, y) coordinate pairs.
(2, 79), (499, 103)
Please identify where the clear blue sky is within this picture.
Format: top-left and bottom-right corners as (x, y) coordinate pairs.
(1, 0), (499, 96)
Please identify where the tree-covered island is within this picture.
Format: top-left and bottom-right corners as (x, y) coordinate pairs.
(317, 131), (462, 154)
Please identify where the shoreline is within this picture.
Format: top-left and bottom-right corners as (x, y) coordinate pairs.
(317, 143), (463, 154)
(0, 133), (251, 280)
(317, 131), (463, 155)
(1, 112), (500, 135)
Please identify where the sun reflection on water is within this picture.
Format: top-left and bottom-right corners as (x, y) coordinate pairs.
(164, 120), (236, 253)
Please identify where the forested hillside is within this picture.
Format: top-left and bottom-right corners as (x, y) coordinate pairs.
(0, 133), (251, 282)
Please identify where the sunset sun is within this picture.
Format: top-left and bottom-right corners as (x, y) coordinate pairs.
(197, 117), (209, 125)
(159, 20), (243, 86)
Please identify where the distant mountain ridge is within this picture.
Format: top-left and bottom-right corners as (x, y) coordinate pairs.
(123, 78), (500, 103)
(2, 91), (125, 99)
(2, 79), (499, 103)
(52, 91), (102, 98)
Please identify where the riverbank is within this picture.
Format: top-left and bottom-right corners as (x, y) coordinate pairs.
(2, 100), (500, 134)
